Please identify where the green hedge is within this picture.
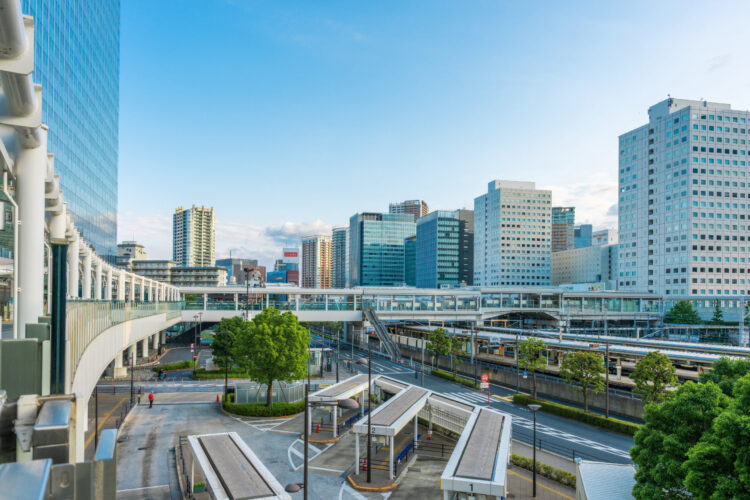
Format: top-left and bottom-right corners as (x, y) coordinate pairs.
(152, 360), (195, 372)
(222, 400), (305, 417)
(431, 369), (480, 389)
(193, 368), (248, 379)
(511, 454), (576, 488)
(512, 394), (641, 436)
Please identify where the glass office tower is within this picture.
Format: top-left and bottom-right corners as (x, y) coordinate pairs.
(349, 213), (416, 287)
(22, 0), (120, 259)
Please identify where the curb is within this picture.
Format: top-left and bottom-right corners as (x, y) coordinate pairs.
(346, 475), (398, 492)
(300, 433), (341, 444)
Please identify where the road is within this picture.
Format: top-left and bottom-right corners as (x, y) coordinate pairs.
(313, 335), (634, 464)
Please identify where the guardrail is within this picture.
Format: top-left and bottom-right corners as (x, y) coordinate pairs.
(66, 300), (183, 386)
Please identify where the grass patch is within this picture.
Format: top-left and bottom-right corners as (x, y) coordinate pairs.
(510, 454), (576, 488)
(152, 360), (195, 373)
(222, 400), (305, 417)
(193, 368), (248, 379)
(512, 394), (641, 436)
(431, 369), (480, 389)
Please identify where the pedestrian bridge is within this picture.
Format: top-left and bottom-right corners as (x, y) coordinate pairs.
(178, 285), (662, 325)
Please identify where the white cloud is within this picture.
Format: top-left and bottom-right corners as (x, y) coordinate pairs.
(118, 212), (332, 268)
(544, 181), (618, 230)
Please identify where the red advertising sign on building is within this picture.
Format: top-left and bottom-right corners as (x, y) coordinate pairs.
(283, 251), (298, 258)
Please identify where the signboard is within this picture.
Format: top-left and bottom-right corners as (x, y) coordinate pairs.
(480, 382), (489, 389)
(284, 251), (298, 258)
(523, 371), (528, 379)
(481, 374), (488, 383)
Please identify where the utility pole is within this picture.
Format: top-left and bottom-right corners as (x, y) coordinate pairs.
(605, 340), (610, 418)
(515, 332), (520, 393)
(471, 322), (477, 385)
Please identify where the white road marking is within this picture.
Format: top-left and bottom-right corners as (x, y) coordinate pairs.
(116, 485), (169, 493)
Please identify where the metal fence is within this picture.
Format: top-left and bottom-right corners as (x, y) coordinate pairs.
(234, 380), (305, 404)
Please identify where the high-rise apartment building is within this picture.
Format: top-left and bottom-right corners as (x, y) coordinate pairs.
(551, 207), (575, 252)
(302, 235), (332, 288)
(173, 205), (215, 267)
(389, 200), (429, 221)
(116, 241), (147, 269)
(349, 213), (416, 287)
(473, 180), (551, 286)
(332, 227), (349, 288)
(618, 98), (750, 311)
(415, 210), (474, 288)
(574, 224), (593, 248)
(22, 0), (120, 258)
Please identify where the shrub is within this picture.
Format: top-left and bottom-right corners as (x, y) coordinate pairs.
(512, 394), (641, 436)
(193, 368), (248, 379)
(152, 360), (195, 373)
(510, 454), (576, 488)
(431, 369), (480, 389)
(222, 400), (305, 417)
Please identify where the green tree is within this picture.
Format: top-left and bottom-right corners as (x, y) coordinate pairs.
(518, 337), (546, 399)
(663, 300), (702, 325)
(233, 308), (310, 407)
(683, 374), (750, 499)
(631, 351), (677, 405)
(708, 301), (724, 325)
(426, 328), (451, 368)
(630, 381), (730, 500)
(560, 351), (605, 412)
(212, 316), (246, 371)
(698, 356), (750, 396)
(449, 336), (463, 378)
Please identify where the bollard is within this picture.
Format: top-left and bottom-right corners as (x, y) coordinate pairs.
(316, 424), (320, 433)
(428, 430), (433, 440)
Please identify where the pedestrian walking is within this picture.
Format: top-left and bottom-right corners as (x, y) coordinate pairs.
(148, 392), (154, 408)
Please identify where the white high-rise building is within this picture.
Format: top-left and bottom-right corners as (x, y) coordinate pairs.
(473, 180), (551, 286)
(618, 98), (750, 317)
(173, 205), (215, 267)
(302, 235), (332, 288)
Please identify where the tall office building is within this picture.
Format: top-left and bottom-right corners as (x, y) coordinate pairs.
(389, 200), (429, 221)
(302, 235), (332, 288)
(592, 229), (618, 246)
(404, 236), (417, 286)
(22, 0), (120, 258)
(349, 213), (416, 287)
(618, 98), (750, 311)
(415, 210), (474, 288)
(551, 207), (575, 252)
(552, 245), (618, 287)
(173, 205), (215, 267)
(331, 227), (349, 288)
(574, 224), (593, 248)
(473, 180), (551, 286)
(215, 258), (258, 285)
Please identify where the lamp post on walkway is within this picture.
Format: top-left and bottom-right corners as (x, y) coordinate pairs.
(356, 333), (373, 483)
(243, 266), (251, 320)
(529, 404), (541, 497)
(129, 351), (134, 406)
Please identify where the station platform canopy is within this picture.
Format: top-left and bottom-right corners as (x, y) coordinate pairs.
(441, 408), (511, 500)
(309, 374), (371, 404)
(186, 432), (290, 500)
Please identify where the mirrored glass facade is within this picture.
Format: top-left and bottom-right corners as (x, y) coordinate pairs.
(22, 0), (120, 259)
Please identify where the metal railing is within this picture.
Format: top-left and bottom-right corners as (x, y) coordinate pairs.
(66, 300), (182, 385)
(513, 427), (619, 462)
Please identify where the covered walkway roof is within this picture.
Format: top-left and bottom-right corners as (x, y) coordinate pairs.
(309, 374), (371, 403)
(441, 408), (511, 498)
(353, 385), (429, 437)
(187, 432), (290, 500)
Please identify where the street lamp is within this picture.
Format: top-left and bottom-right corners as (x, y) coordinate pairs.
(243, 265), (252, 320)
(356, 335), (373, 483)
(528, 404), (542, 497)
(129, 351), (134, 406)
(286, 388), (358, 498)
(193, 312), (202, 361)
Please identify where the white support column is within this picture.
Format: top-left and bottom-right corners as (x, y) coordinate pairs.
(94, 259), (102, 300)
(72, 396), (88, 463)
(16, 127), (47, 335)
(355, 433), (360, 475)
(154, 283), (159, 303)
(105, 267), (113, 300)
(117, 271), (125, 301)
(128, 344), (136, 366)
(152, 333), (159, 350)
(389, 436), (394, 480)
(128, 274), (136, 302)
(333, 406), (338, 438)
(81, 247), (92, 299)
(114, 350), (126, 378)
(307, 403), (312, 436)
(67, 231), (80, 299)
(140, 278), (146, 302)
(141, 338), (149, 360)
(414, 415), (418, 449)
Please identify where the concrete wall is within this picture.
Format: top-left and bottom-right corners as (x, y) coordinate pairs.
(399, 345), (644, 420)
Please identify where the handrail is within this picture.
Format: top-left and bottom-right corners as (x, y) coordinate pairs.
(66, 300), (182, 387)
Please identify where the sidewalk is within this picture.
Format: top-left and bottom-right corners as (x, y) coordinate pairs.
(512, 440), (576, 474)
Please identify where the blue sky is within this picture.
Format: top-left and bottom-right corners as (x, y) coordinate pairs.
(118, 0), (750, 267)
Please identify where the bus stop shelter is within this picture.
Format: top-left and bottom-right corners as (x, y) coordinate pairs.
(186, 432), (290, 500)
(440, 408), (511, 500)
(309, 374), (372, 437)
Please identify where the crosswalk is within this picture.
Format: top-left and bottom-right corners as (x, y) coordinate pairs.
(230, 415), (296, 433)
(441, 390), (491, 406)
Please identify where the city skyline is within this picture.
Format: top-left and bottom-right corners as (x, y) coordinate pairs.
(117, 1), (750, 267)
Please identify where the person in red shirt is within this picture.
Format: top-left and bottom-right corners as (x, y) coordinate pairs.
(148, 392), (154, 408)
